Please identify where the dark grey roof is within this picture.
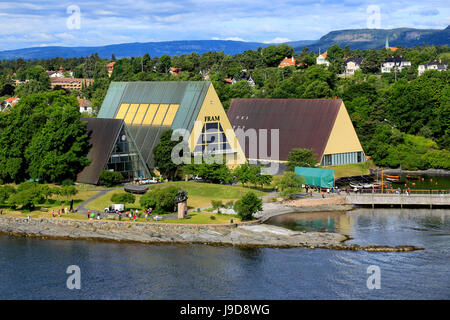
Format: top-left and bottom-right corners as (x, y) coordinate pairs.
(76, 118), (124, 185)
(384, 57), (409, 63)
(345, 57), (363, 65)
(423, 60), (448, 68)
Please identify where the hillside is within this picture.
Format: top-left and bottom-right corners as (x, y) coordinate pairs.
(299, 26), (449, 51)
(0, 40), (272, 60)
(0, 26), (447, 60)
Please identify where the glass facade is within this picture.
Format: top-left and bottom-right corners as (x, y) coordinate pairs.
(105, 126), (149, 181)
(193, 122), (232, 155)
(321, 151), (365, 166)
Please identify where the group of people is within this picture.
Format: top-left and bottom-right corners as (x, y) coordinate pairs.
(305, 186), (341, 199)
(116, 207), (153, 222)
(52, 205), (69, 218)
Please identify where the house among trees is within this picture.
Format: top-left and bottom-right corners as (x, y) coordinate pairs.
(77, 98), (93, 115)
(50, 78), (94, 91)
(316, 51), (330, 67)
(170, 67), (183, 76)
(232, 76), (255, 88)
(381, 57), (411, 73)
(278, 57), (296, 68)
(418, 60), (448, 76)
(1, 96), (19, 111)
(46, 66), (73, 78)
(343, 57), (363, 76)
(106, 61), (116, 77)
(227, 99), (366, 172)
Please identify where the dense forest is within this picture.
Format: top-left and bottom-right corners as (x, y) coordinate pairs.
(0, 43), (448, 179)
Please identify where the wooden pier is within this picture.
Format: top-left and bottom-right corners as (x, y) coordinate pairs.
(346, 193), (450, 208)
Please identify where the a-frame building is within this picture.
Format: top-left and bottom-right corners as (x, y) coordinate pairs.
(97, 81), (246, 169)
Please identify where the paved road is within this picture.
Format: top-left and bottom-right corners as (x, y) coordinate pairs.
(76, 189), (111, 215)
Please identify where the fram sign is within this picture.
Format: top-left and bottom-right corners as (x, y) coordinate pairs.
(204, 116), (220, 122)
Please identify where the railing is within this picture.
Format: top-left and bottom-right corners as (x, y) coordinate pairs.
(345, 189), (449, 195)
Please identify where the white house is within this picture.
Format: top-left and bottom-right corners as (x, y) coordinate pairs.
(381, 57), (411, 73)
(418, 60), (448, 76)
(78, 98), (93, 115)
(343, 57), (363, 76)
(316, 51), (330, 67)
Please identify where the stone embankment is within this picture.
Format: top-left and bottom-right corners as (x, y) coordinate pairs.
(0, 216), (421, 252)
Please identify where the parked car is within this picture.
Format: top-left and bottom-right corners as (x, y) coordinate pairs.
(104, 204), (124, 213)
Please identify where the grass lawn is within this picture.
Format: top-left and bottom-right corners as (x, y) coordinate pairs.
(322, 161), (375, 178)
(158, 212), (240, 224)
(105, 212), (241, 224)
(87, 181), (269, 212)
(1, 189), (100, 219)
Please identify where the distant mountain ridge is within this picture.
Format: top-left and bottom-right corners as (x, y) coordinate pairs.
(302, 26), (449, 51)
(0, 26), (447, 60)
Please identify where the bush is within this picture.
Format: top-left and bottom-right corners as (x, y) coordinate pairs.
(278, 171), (304, 200)
(211, 200), (223, 212)
(0, 185), (16, 204)
(139, 186), (178, 214)
(233, 192), (262, 221)
(61, 179), (74, 186)
(110, 193), (136, 205)
(99, 171), (123, 187)
(210, 215), (216, 220)
(8, 182), (44, 210)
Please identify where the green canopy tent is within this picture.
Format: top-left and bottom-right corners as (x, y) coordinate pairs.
(294, 167), (335, 188)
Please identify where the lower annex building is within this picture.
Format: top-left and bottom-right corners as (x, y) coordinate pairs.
(227, 98), (366, 168)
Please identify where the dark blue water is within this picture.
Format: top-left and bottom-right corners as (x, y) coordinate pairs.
(1, 208), (449, 299)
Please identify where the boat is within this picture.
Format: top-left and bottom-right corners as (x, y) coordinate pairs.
(385, 175), (399, 179)
(359, 183), (375, 189)
(386, 177), (400, 183)
(349, 183), (363, 189)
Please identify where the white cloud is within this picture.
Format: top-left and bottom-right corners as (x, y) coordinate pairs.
(264, 37), (292, 44)
(212, 37), (247, 42)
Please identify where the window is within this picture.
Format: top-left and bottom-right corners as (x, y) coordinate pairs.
(194, 122), (232, 155)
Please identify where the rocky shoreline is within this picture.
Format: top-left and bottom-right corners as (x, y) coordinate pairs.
(0, 216), (422, 252)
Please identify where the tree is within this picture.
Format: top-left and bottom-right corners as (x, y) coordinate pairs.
(110, 192), (136, 205)
(233, 192), (262, 221)
(233, 164), (251, 186)
(326, 44), (344, 74)
(157, 54), (172, 74)
(262, 44), (294, 67)
(277, 171), (304, 199)
(99, 171), (123, 187)
(286, 148), (318, 170)
(0, 185), (15, 204)
(139, 186), (178, 214)
(8, 182), (44, 210)
(59, 186), (78, 202)
(153, 129), (184, 180)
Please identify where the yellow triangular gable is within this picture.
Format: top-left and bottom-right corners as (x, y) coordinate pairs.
(323, 102), (364, 156)
(189, 83), (246, 166)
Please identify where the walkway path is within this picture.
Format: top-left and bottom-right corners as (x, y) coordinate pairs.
(76, 189), (111, 214)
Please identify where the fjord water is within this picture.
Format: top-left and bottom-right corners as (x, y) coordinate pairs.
(0, 208), (449, 299)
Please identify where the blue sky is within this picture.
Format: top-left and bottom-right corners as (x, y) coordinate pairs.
(1, 0), (449, 50)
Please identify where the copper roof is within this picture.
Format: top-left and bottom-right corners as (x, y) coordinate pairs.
(227, 99), (342, 162)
